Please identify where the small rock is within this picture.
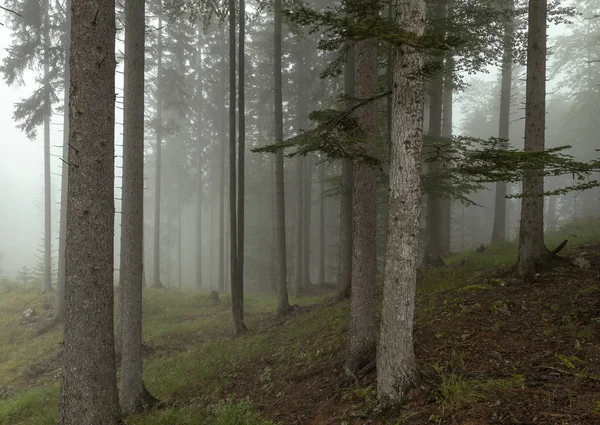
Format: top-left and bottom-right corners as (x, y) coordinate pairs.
(573, 256), (591, 269)
(22, 308), (37, 318)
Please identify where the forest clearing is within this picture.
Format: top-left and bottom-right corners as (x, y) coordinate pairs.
(1, 219), (599, 424)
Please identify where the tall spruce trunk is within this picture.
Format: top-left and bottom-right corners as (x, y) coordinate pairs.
(196, 34), (204, 290)
(294, 156), (304, 294)
(423, 0), (446, 267)
(516, 0), (549, 277)
(54, 0), (71, 322)
(492, 0), (514, 243)
(152, 10), (164, 289)
(440, 0), (453, 256)
(318, 161), (326, 285)
(219, 34), (226, 292)
(274, 0), (290, 314)
(336, 43), (355, 301)
(228, 0), (239, 323)
(58, 0), (120, 420)
(377, 0), (426, 405)
(232, 0), (247, 334)
(302, 155), (313, 288)
(119, 0), (157, 412)
(42, 0), (52, 294)
(345, 32), (378, 376)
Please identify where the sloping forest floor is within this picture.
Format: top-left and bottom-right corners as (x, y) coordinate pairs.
(0, 219), (599, 425)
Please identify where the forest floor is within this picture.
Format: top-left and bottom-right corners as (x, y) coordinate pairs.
(0, 219), (599, 425)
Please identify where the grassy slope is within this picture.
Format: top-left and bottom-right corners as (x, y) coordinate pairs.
(0, 218), (599, 425)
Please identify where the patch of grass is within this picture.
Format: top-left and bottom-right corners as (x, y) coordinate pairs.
(0, 384), (58, 425)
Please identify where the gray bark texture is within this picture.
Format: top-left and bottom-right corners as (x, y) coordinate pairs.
(516, 0), (549, 278)
(152, 11), (164, 289)
(345, 34), (378, 376)
(219, 37), (226, 292)
(377, 0), (426, 405)
(54, 0), (71, 323)
(232, 0), (246, 335)
(119, 0), (157, 413)
(57, 0), (120, 420)
(274, 0), (290, 314)
(196, 34), (204, 291)
(302, 155), (313, 288)
(492, 0), (514, 243)
(318, 161), (326, 285)
(423, 0), (446, 267)
(336, 42), (355, 301)
(294, 156), (304, 295)
(228, 0), (239, 328)
(43, 0), (52, 294)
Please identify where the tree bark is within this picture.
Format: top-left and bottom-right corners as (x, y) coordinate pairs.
(336, 42), (354, 301)
(196, 33), (204, 291)
(152, 10), (164, 289)
(345, 32), (378, 376)
(58, 0), (120, 420)
(232, 0), (247, 335)
(294, 156), (304, 295)
(218, 30), (226, 292)
(42, 0), (52, 294)
(423, 0), (446, 267)
(318, 161), (326, 285)
(377, 0), (426, 405)
(492, 0), (514, 243)
(440, 1), (453, 256)
(302, 155), (313, 288)
(274, 0), (290, 314)
(119, 0), (157, 412)
(515, 0), (549, 278)
(54, 0), (71, 323)
(228, 0), (240, 326)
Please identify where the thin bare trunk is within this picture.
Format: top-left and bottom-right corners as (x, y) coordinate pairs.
(302, 155), (313, 288)
(318, 161), (325, 285)
(377, 0), (426, 405)
(152, 11), (164, 289)
(54, 0), (71, 323)
(492, 0), (514, 243)
(42, 0), (52, 293)
(336, 42), (354, 301)
(196, 34), (204, 291)
(516, 0), (549, 278)
(423, 0), (446, 267)
(294, 156), (304, 295)
(274, 0), (290, 314)
(119, 0), (157, 412)
(218, 34), (226, 292)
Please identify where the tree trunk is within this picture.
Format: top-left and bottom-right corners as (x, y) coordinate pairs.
(42, 0), (52, 294)
(274, 0), (290, 314)
(54, 0), (71, 323)
(119, 0), (157, 412)
(196, 33), (204, 291)
(377, 0), (426, 405)
(492, 0), (514, 243)
(440, 2), (453, 256)
(58, 0), (120, 420)
(294, 156), (304, 295)
(345, 32), (378, 376)
(232, 0), (247, 335)
(336, 42), (354, 301)
(228, 0), (240, 327)
(515, 0), (549, 278)
(423, 0), (446, 267)
(152, 11), (164, 289)
(318, 161), (326, 285)
(302, 155), (313, 288)
(218, 32), (226, 292)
